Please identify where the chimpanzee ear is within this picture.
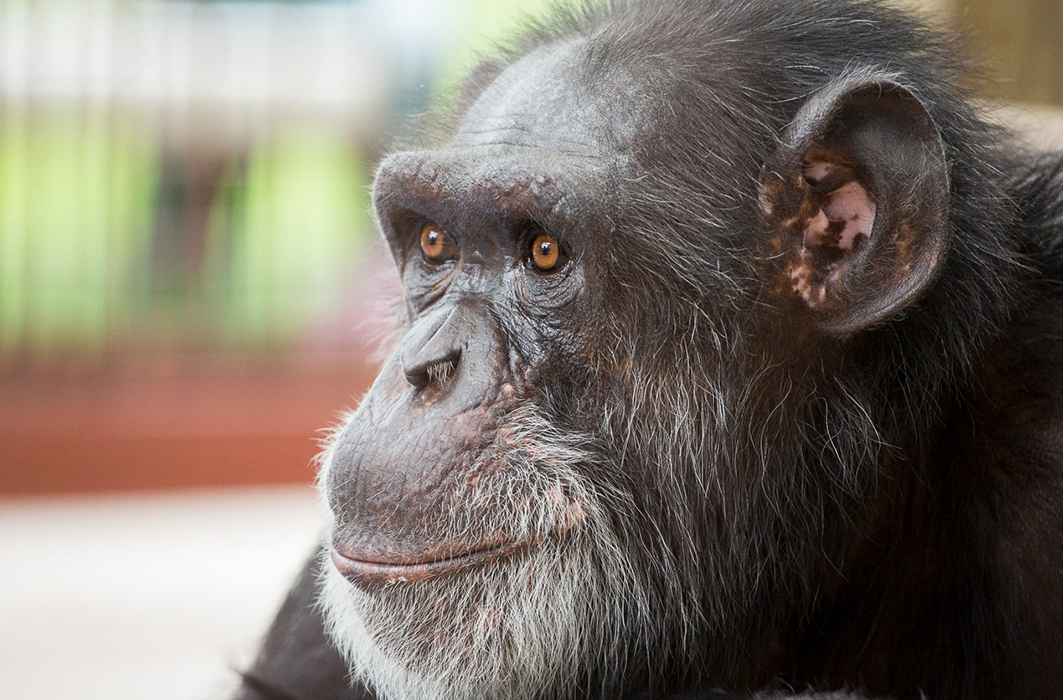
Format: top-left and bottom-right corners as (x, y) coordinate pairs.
(757, 72), (949, 335)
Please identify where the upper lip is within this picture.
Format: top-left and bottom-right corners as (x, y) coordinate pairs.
(330, 538), (529, 586)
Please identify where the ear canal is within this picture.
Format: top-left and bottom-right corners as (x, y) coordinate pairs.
(757, 72), (950, 335)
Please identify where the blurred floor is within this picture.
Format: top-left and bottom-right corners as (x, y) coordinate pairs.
(0, 485), (321, 700)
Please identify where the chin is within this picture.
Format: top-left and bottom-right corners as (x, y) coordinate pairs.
(313, 404), (684, 699)
(318, 526), (638, 700)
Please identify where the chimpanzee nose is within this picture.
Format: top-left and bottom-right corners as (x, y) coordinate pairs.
(400, 305), (465, 393)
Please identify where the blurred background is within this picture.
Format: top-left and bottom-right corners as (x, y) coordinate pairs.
(0, 0), (1061, 698)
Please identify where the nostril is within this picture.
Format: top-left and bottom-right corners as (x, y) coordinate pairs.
(425, 359), (457, 387)
(404, 351), (461, 393)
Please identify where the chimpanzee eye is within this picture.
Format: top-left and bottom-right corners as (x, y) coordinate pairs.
(420, 223), (457, 263)
(529, 234), (567, 272)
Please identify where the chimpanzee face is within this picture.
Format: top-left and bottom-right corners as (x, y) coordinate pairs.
(316, 10), (950, 700)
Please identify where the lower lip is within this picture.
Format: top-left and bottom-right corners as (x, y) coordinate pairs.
(330, 540), (527, 586)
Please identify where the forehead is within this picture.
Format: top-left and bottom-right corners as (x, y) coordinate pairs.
(372, 38), (650, 238)
(448, 38), (641, 159)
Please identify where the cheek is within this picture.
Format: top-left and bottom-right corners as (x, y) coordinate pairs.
(508, 254), (584, 309)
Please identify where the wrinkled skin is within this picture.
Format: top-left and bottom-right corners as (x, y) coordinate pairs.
(233, 1), (1063, 699)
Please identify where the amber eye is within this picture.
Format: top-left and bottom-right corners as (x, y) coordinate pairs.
(530, 234), (564, 271)
(420, 223), (453, 263)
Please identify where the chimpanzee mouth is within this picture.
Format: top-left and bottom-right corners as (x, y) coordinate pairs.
(330, 539), (532, 586)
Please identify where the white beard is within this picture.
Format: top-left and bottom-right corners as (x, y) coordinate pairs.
(314, 407), (674, 700)
(317, 526), (642, 700)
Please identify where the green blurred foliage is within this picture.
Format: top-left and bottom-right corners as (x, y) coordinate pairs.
(0, 110), (157, 359)
(0, 114), (371, 360)
(436, 0), (559, 90)
(223, 129), (371, 346)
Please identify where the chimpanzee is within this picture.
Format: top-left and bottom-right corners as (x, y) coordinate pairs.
(232, 1), (1063, 698)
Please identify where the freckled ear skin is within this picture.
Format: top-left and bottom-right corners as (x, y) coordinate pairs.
(232, 549), (374, 700)
(757, 72), (949, 335)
